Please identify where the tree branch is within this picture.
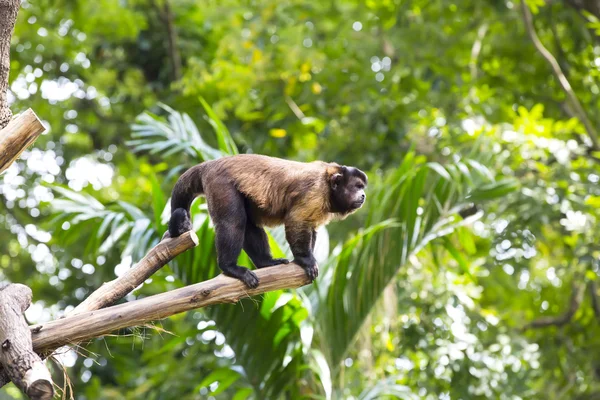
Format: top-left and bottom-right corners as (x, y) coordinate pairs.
(523, 283), (585, 330)
(0, 109), (46, 174)
(31, 264), (310, 355)
(70, 231), (199, 316)
(521, 1), (600, 149)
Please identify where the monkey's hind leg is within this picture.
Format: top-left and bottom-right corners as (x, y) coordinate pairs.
(207, 184), (259, 288)
(243, 222), (289, 268)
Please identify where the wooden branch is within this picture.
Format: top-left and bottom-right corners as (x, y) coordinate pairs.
(70, 231), (199, 315)
(521, 1), (600, 148)
(32, 264), (311, 354)
(0, 109), (45, 174)
(0, 0), (21, 128)
(523, 283), (585, 330)
(0, 284), (54, 399)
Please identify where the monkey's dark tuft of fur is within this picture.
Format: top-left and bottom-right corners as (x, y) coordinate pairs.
(169, 208), (193, 237)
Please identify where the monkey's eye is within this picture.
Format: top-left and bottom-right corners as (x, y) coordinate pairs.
(356, 183), (365, 190)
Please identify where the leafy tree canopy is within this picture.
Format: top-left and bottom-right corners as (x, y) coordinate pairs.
(2, 0), (600, 399)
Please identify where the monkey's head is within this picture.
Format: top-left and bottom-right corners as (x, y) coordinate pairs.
(329, 165), (368, 215)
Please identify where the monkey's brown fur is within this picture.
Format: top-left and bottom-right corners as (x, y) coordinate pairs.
(167, 154), (367, 288)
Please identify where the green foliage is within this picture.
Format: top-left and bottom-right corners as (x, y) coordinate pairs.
(5, 0), (600, 398)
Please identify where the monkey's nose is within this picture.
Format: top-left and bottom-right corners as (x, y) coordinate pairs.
(361, 194), (366, 202)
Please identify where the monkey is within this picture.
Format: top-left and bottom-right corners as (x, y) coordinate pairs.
(165, 154), (367, 288)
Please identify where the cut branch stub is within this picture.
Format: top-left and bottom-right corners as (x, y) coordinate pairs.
(0, 109), (46, 174)
(70, 231), (199, 315)
(0, 284), (54, 399)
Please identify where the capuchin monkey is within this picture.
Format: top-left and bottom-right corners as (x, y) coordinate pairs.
(165, 154), (367, 288)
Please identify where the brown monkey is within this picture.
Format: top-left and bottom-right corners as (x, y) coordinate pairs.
(166, 154), (367, 288)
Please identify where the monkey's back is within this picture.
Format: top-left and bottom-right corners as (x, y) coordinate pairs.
(203, 154), (338, 227)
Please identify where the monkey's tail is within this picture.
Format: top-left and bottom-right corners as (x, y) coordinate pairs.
(168, 164), (205, 238)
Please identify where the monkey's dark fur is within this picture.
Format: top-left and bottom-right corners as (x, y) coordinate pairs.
(166, 154), (367, 288)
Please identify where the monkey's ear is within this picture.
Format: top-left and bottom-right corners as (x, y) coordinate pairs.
(330, 173), (343, 190)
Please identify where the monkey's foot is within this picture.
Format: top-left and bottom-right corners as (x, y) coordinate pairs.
(223, 266), (259, 289)
(293, 258), (319, 282)
(256, 258), (290, 268)
(241, 270), (259, 288)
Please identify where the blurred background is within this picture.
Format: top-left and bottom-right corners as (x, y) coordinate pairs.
(2, 0), (600, 398)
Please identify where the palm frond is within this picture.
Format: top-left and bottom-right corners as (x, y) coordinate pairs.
(308, 151), (519, 367)
(127, 103), (225, 162)
(357, 376), (419, 400)
(49, 186), (158, 261)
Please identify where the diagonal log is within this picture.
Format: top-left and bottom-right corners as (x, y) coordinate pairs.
(70, 231), (199, 316)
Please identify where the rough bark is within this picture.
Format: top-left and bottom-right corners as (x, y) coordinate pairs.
(0, 0), (20, 128)
(31, 263), (310, 354)
(0, 109), (46, 174)
(0, 284), (54, 399)
(70, 231), (199, 315)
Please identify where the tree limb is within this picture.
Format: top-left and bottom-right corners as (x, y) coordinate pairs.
(70, 231), (199, 316)
(523, 282), (585, 330)
(521, 1), (600, 149)
(32, 264), (310, 355)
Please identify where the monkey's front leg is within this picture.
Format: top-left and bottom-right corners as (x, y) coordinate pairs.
(285, 224), (318, 281)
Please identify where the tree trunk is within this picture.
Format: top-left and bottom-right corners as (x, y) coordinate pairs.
(0, 0), (20, 128)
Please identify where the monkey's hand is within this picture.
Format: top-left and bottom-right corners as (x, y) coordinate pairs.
(293, 256), (319, 282)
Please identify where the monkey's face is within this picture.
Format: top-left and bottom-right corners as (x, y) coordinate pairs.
(330, 166), (368, 214)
